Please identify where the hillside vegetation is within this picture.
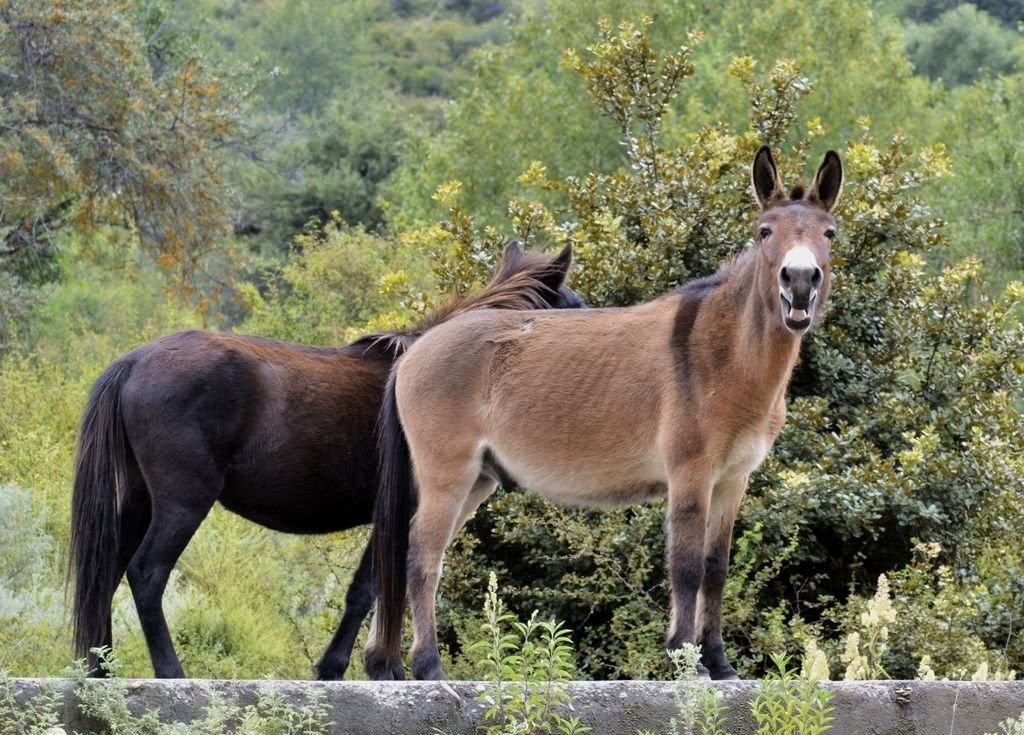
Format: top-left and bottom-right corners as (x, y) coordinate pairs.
(0, 0), (1021, 681)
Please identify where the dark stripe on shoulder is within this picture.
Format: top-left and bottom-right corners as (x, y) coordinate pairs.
(670, 267), (732, 396)
(671, 291), (702, 400)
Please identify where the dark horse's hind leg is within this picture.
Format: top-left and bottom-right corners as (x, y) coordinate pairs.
(314, 541), (375, 680)
(88, 474), (150, 678)
(127, 456), (220, 678)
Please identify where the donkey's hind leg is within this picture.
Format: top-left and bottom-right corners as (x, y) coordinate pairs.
(407, 464), (482, 681)
(315, 541), (375, 680)
(126, 454), (221, 678)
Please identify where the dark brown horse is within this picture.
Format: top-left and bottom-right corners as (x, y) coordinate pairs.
(368, 148), (843, 681)
(69, 242), (583, 680)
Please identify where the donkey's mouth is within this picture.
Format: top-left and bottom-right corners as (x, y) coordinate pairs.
(780, 293), (813, 334)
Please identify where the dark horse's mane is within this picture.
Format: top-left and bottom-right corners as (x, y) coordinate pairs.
(350, 249), (567, 356)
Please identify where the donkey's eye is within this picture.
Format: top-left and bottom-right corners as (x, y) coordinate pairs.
(824, 228), (837, 241)
(759, 227), (772, 240)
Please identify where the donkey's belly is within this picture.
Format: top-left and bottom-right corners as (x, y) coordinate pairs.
(488, 443), (667, 508)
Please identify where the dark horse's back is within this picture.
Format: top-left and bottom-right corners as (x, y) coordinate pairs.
(119, 329), (389, 533)
(69, 328), (392, 677)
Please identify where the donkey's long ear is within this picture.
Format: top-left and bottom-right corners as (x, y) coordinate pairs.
(808, 151), (844, 212)
(538, 243), (573, 292)
(752, 146), (784, 209)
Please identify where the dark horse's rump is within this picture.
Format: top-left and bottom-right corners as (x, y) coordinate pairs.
(68, 243), (581, 680)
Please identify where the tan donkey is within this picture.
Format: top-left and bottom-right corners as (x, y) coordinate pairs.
(367, 147), (844, 681)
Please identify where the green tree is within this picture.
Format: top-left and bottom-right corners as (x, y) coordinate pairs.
(905, 5), (1020, 87)
(902, 0), (1024, 25)
(0, 0), (254, 298)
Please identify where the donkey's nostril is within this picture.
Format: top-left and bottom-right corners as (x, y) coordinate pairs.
(779, 267), (791, 287)
(812, 267), (823, 288)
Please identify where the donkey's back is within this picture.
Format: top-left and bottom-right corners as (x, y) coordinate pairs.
(396, 303), (677, 506)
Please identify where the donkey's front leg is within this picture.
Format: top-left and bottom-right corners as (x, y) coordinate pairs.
(696, 473), (747, 681)
(665, 462), (713, 673)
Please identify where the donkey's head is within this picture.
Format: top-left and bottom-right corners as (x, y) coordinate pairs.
(751, 146), (844, 336)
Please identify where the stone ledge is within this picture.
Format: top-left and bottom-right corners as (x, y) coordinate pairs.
(10, 679), (1024, 734)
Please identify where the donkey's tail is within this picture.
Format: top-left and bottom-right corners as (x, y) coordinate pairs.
(69, 358), (134, 661)
(370, 372), (413, 678)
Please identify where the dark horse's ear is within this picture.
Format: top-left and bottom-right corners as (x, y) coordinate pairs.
(538, 243), (572, 292)
(500, 240), (526, 269)
(808, 150), (844, 212)
(752, 145), (784, 209)
(493, 240), (527, 282)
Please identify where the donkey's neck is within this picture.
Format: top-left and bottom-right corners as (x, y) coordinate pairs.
(702, 250), (802, 409)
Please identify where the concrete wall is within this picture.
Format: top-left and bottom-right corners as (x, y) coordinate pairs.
(11, 679), (1024, 735)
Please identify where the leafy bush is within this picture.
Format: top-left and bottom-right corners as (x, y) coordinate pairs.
(239, 220), (422, 345)
(0, 0), (256, 296)
(751, 654), (834, 735)
(461, 574), (588, 735)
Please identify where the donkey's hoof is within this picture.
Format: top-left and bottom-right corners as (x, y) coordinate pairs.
(695, 663), (712, 681)
(412, 652), (448, 681)
(391, 662), (407, 680)
(364, 650), (397, 681)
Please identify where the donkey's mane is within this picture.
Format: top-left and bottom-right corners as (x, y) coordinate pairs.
(350, 250), (563, 356)
(671, 247), (755, 301)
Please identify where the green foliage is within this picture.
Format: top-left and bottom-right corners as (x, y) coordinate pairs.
(234, 89), (412, 242)
(197, 0), (513, 253)
(464, 574), (588, 735)
(6, 651), (336, 735)
(0, 671), (63, 735)
(987, 712), (1024, 735)
(838, 575), (897, 680)
(239, 220), (417, 346)
(905, 5), (1020, 87)
(751, 654), (834, 735)
(0, 486), (64, 675)
(386, 0), (932, 227)
(927, 73), (1024, 288)
(665, 646), (728, 735)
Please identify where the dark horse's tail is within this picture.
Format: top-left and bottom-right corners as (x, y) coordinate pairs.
(370, 372), (413, 678)
(69, 359), (135, 663)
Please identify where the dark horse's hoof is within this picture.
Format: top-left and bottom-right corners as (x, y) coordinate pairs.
(709, 666), (739, 681)
(314, 656), (349, 681)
